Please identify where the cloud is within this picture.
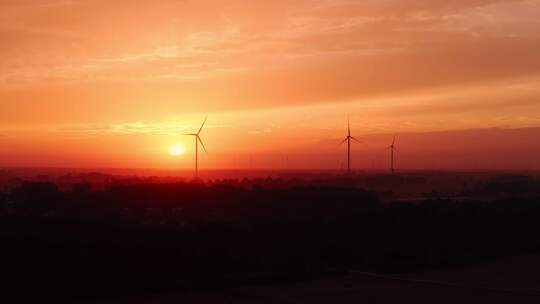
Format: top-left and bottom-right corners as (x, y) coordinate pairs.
(54, 119), (223, 136)
(247, 128), (273, 135)
(1, 1), (538, 84)
(1, 0), (540, 126)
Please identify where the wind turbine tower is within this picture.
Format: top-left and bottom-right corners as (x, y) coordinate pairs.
(387, 136), (397, 175)
(341, 119), (361, 174)
(184, 117), (208, 179)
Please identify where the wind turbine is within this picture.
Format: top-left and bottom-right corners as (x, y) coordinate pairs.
(340, 119), (361, 174)
(387, 136), (397, 175)
(184, 116), (208, 179)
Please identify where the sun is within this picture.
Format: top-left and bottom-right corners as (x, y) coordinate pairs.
(169, 144), (185, 156)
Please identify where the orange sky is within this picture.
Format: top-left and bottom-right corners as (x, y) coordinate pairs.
(1, 0), (540, 170)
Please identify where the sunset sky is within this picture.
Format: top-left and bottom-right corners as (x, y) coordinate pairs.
(1, 0), (540, 171)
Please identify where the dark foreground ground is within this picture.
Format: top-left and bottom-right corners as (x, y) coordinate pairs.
(88, 255), (540, 304)
(2, 174), (540, 302)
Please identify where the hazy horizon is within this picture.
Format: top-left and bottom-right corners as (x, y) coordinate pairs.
(2, 126), (540, 171)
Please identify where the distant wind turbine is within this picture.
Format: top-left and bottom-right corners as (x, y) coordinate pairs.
(340, 119), (361, 174)
(387, 136), (397, 175)
(184, 116), (208, 179)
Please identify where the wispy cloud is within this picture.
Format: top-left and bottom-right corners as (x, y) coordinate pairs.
(248, 128), (273, 135)
(1, 0), (540, 128)
(2, 0), (538, 87)
(55, 120), (222, 136)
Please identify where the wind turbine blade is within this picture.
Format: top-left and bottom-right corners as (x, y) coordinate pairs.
(351, 136), (362, 143)
(184, 133), (197, 136)
(347, 118), (351, 137)
(392, 136), (396, 146)
(197, 136), (208, 153)
(339, 138), (348, 145)
(197, 116), (208, 135)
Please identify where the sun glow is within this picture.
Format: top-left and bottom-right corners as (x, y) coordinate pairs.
(169, 144), (185, 156)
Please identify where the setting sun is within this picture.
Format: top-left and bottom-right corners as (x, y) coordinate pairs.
(169, 144), (185, 156)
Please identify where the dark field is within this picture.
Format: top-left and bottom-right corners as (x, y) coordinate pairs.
(90, 255), (540, 304)
(1, 171), (540, 303)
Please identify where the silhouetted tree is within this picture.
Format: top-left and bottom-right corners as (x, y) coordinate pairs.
(11, 182), (59, 214)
